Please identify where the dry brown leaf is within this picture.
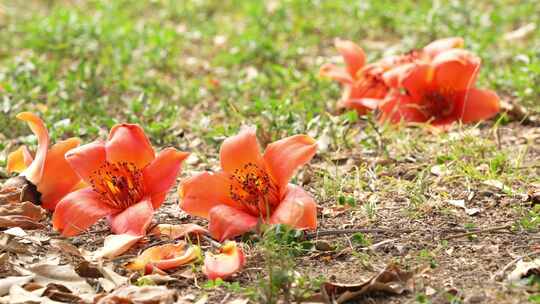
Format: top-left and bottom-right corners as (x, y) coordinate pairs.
(42, 283), (82, 303)
(95, 234), (143, 259)
(50, 239), (83, 258)
(0, 176), (40, 205)
(16, 263), (95, 295)
(0, 276), (33, 296)
(96, 263), (128, 292)
(320, 263), (416, 303)
(0, 201), (45, 221)
(150, 224), (208, 240)
(95, 285), (176, 304)
(507, 258), (540, 283)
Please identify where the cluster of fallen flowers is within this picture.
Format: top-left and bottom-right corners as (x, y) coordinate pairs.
(2, 112), (318, 285)
(320, 37), (501, 128)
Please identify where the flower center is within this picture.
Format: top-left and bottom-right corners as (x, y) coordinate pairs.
(422, 91), (455, 119)
(89, 161), (145, 209)
(354, 72), (388, 99)
(228, 162), (278, 217)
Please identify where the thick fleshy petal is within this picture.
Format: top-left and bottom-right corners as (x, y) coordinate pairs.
(106, 124), (155, 169)
(53, 188), (116, 237)
(179, 171), (243, 219)
(378, 94), (428, 124)
(400, 64), (433, 101)
(432, 49), (481, 92)
(319, 63), (354, 84)
(208, 205), (258, 241)
(143, 148), (189, 209)
(457, 88), (501, 123)
(263, 135), (317, 192)
(7, 146), (33, 174)
(270, 184), (317, 229)
(423, 37), (464, 58)
(203, 241), (245, 280)
(335, 39), (366, 77)
(126, 242), (201, 272)
(65, 141), (106, 183)
(109, 198), (154, 236)
(17, 112), (49, 185)
(220, 126), (263, 174)
(39, 137), (82, 211)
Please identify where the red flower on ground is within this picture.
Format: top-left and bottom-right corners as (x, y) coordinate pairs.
(379, 49), (500, 127)
(179, 127), (317, 241)
(52, 124), (189, 236)
(203, 241), (245, 280)
(7, 112), (82, 210)
(320, 37), (464, 114)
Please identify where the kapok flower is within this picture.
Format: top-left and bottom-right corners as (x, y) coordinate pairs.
(179, 127), (317, 241)
(6, 112), (82, 210)
(379, 49), (500, 127)
(320, 37), (464, 114)
(203, 241), (245, 280)
(52, 124), (189, 236)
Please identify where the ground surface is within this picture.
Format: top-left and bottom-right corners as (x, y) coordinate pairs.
(0, 1), (539, 303)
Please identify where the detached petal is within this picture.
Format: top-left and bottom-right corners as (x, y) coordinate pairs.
(17, 112), (49, 185)
(109, 198), (154, 236)
(96, 234), (143, 259)
(106, 124), (155, 169)
(53, 188), (116, 237)
(179, 171), (244, 219)
(432, 49), (481, 92)
(203, 241), (245, 280)
(319, 63), (353, 84)
(39, 137), (82, 211)
(335, 39), (366, 77)
(126, 242), (201, 272)
(143, 148), (189, 209)
(270, 184), (317, 229)
(458, 88), (501, 123)
(65, 141), (106, 184)
(208, 205), (258, 241)
(423, 37), (464, 58)
(220, 126), (263, 174)
(263, 135), (317, 192)
(7, 146), (33, 174)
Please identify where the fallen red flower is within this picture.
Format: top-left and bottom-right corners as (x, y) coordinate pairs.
(126, 242), (201, 272)
(203, 241), (245, 280)
(180, 127), (317, 241)
(52, 124), (189, 236)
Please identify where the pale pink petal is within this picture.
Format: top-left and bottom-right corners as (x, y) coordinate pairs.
(270, 184), (317, 229)
(203, 241), (245, 280)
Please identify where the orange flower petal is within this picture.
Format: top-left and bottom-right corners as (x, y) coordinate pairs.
(143, 148), (189, 209)
(208, 205), (258, 241)
(53, 188), (116, 237)
(270, 184), (317, 229)
(400, 63), (433, 101)
(334, 39), (366, 77)
(96, 233), (143, 259)
(319, 63), (354, 84)
(341, 98), (380, 113)
(381, 63), (417, 88)
(109, 198), (154, 236)
(65, 141), (106, 183)
(106, 124), (155, 169)
(263, 135), (317, 192)
(378, 94), (428, 124)
(16, 112), (49, 185)
(126, 242), (201, 271)
(7, 146), (33, 174)
(150, 224), (208, 240)
(423, 37), (464, 58)
(220, 126), (263, 174)
(432, 49), (481, 92)
(179, 171), (243, 219)
(458, 88), (501, 123)
(39, 137), (82, 211)
(203, 241), (245, 280)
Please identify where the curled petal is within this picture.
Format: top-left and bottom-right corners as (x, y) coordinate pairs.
(53, 188), (116, 237)
(334, 39), (366, 77)
(220, 126), (263, 174)
(109, 198), (154, 236)
(270, 184), (317, 229)
(150, 224), (208, 240)
(263, 135), (317, 192)
(106, 124), (155, 169)
(423, 37), (464, 58)
(143, 148), (189, 209)
(203, 241), (245, 280)
(39, 137), (82, 211)
(7, 146), (33, 174)
(319, 63), (353, 84)
(208, 205), (258, 242)
(96, 234), (143, 259)
(65, 141), (106, 183)
(432, 49), (481, 92)
(381, 63), (417, 88)
(126, 242), (201, 272)
(17, 112), (49, 185)
(458, 88), (501, 123)
(179, 171), (243, 219)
